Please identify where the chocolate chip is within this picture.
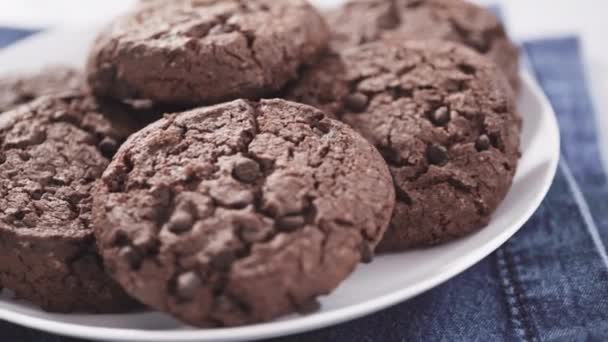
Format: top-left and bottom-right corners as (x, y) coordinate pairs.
(378, 145), (404, 166)
(133, 233), (159, 253)
(6, 209), (24, 221)
(475, 134), (491, 151)
(119, 246), (142, 270)
(470, 36), (490, 53)
(458, 64), (476, 75)
(427, 144), (449, 166)
(30, 189), (43, 200)
(99, 137), (119, 157)
(377, 11), (399, 29)
(176, 272), (202, 300)
(111, 230), (129, 246)
(215, 295), (237, 312)
(18, 151), (30, 161)
(314, 119), (332, 134)
(168, 210), (194, 234)
(296, 298), (321, 314)
(277, 215), (306, 231)
(430, 107), (450, 126)
(211, 250), (236, 270)
(232, 158), (261, 183)
(344, 92), (369, 113)
(359, 242), (374, 264)
(405, 0), (424, 7)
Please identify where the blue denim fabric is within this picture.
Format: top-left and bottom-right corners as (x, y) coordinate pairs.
(1, 29), (607, 342)
(0, 27), (38, 49)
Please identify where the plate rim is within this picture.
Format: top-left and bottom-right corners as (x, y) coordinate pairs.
(0, 70), (560, 342)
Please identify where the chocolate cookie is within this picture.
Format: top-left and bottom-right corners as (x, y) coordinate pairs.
(87, 0), (329, 106)
(0, 93), (139, 313)
(0, 66), (82, 113)
(326, 0), (520, 91)
(286, 40), (521, 251)
(93, 99), (395, 326)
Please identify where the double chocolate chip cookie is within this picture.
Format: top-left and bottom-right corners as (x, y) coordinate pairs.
(327, 0), (520, 91)
(0, 66), (82, 113)
(287, 40), (521, 251)
(0, 93), (139, 312)
(93, 99), (395, 326)
(87, 0), (329, 106)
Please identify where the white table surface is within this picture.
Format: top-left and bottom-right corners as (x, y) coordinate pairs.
(0, 0), (606, 165)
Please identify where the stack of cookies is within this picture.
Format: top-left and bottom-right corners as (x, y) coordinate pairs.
(0, 0), (521, 327)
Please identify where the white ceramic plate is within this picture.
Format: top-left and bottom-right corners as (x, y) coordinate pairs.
(0, 14), (560, 342)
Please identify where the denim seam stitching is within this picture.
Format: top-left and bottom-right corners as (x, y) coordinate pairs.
(496, 246), (537, 342)
(559, 159), (608, 270)
(504, 245), (542, 341)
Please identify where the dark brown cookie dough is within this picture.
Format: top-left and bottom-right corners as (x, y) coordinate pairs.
(93, 99), (395, 326)
(286, 40), (521, 251)
(87, 0), (329, 106)
(0, 66), (83, 113)
(326, 0), (520, 91)
(0, 93), (140, 313)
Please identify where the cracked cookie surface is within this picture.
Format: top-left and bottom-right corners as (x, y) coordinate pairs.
(326, 0), (520, 91)
(93, 99), (395, 326)
(286, 40), (521, 251)
(0, 66), (83, 113)
(0, 93), (139, 313)
(86, 0), (329, 106)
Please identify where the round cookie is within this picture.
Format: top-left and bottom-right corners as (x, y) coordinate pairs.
(93, 99), (395, 326)
(87, 0), (329, 106)
(286, 40), (521, 251)
(0, 93), (139, 313)
(0, 66), (82, 113)
(326, 0), (520, 91)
